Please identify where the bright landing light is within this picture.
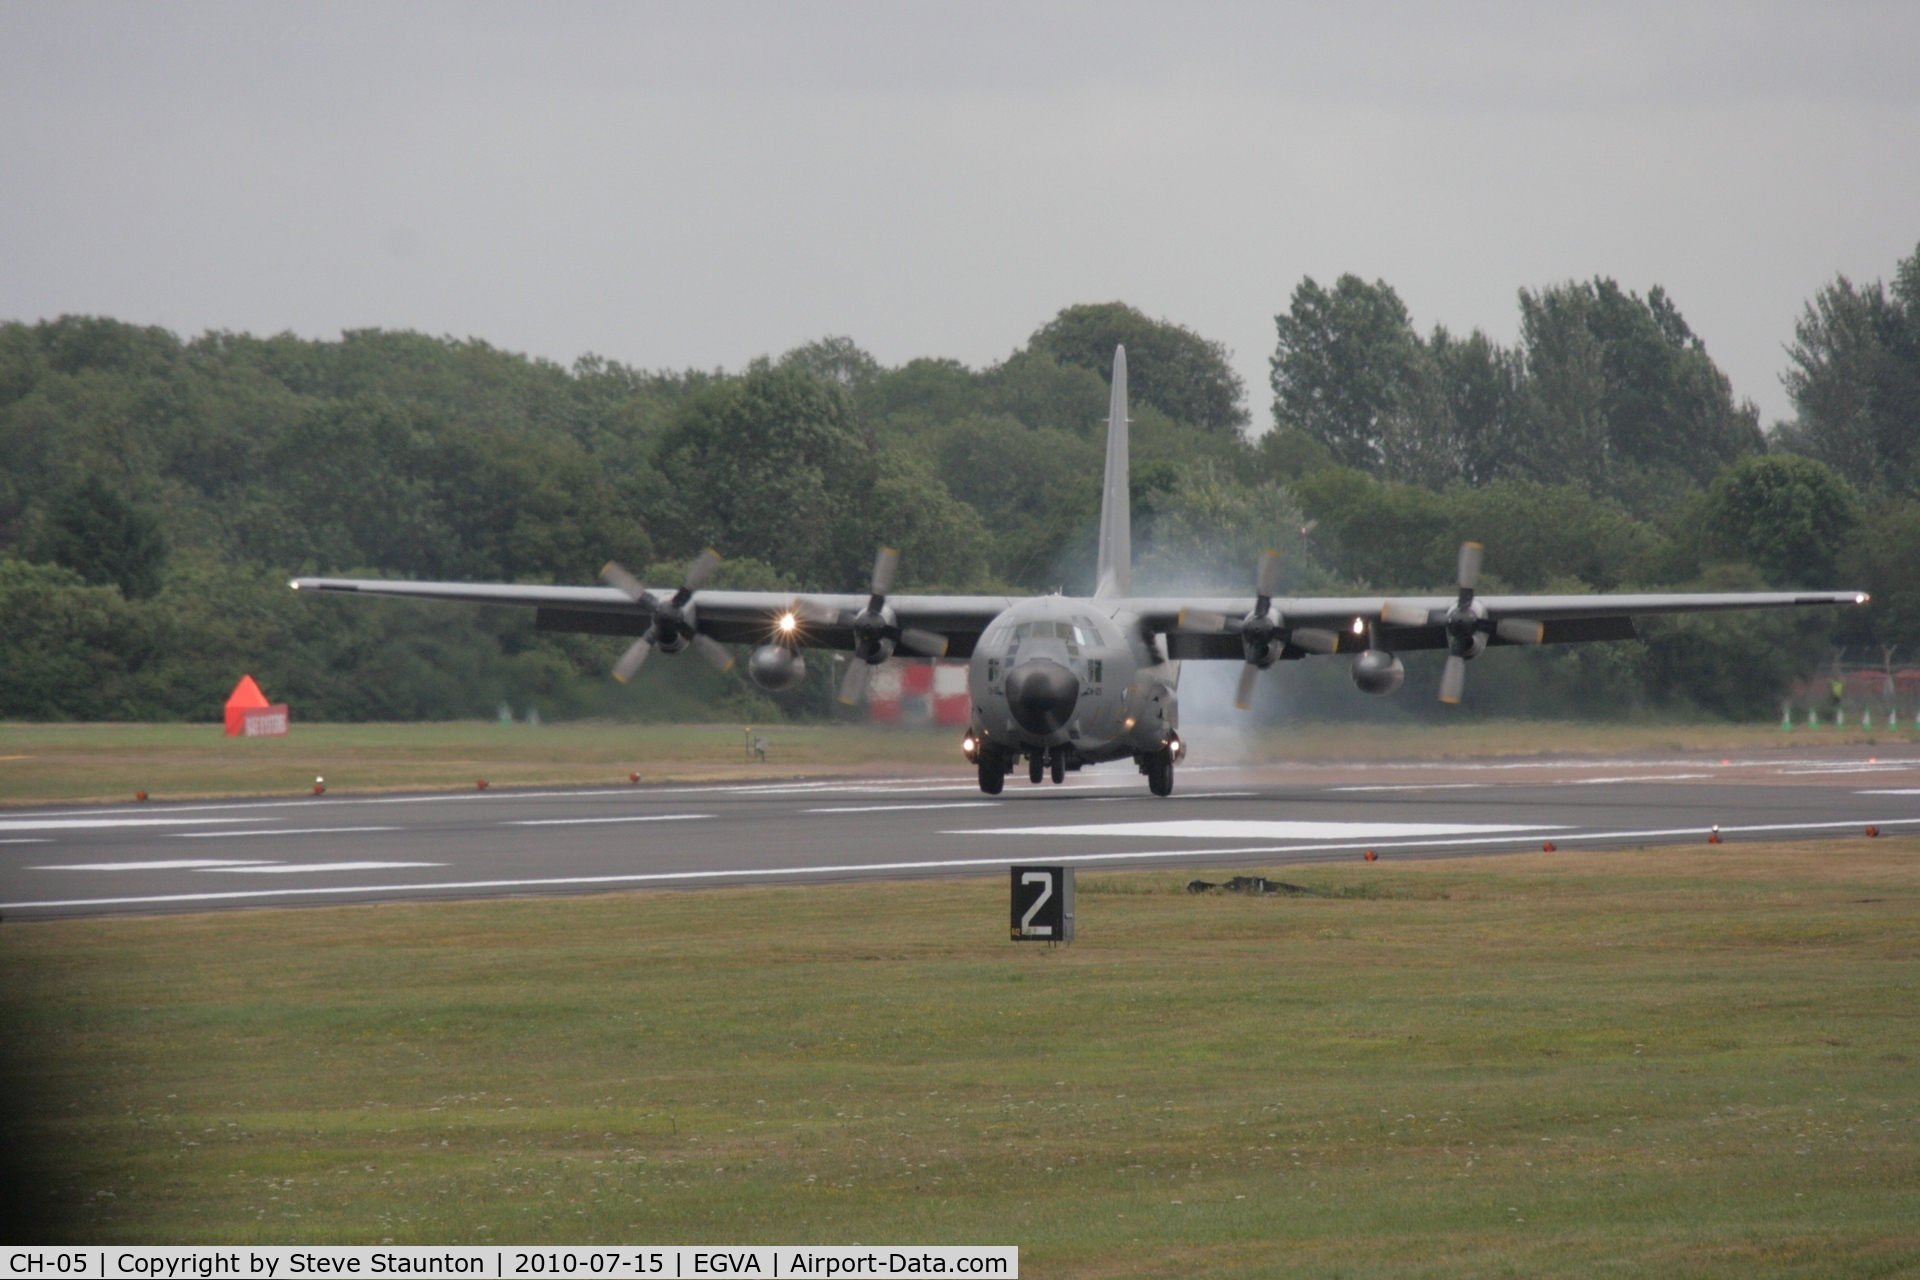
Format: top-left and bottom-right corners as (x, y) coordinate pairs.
(777, 612), (797, 633)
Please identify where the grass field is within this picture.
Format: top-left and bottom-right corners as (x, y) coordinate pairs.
(4, 838), (1917, 1275)
(2, 717), (1909, 807)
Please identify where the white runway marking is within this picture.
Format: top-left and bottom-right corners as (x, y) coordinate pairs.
(0, 838), (51, 845)
(199, 862), (444, 874)
(34, 859), (272, 871)
(947, 819), (1557, 840)
(172, 826), (401, 839)
(1329, 784), (1488, 792)
(505, 814), (713, 827)
(1857, 789), (1920, 795)
(806, 803), (1000, 814)
(12, 816), (1920, 913)
(1571, 774), (1714, 785)
(0, 816), (268, 832)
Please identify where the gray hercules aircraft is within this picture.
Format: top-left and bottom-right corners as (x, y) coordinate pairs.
(293, 345), (1866, 797)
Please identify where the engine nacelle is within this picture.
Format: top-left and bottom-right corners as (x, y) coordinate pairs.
(1351, 648), (1405, 696)
(747, 644), (807, 692)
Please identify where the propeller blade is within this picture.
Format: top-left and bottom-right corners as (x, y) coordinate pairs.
(1254, 549), (1282, 599)
(1439, 654), (1468, 704)
(838, 659), (873, 705)
(611, 634), (653, 683)
(1290, 627), (1340, 655)
(1233, 662), (1261, 711)
(1177, 608), (1229, 633)
(790, 597), (845, 626)
(899, 627), (949, 658)
(1495, 618), (1545, 645)
(1457, 541), (1484, 592)
(691, 633), (736, 673)
(870, 546), (899, 596)
(683, 548), (724, 592)
(1379, 601), (1429, 627)
(602, 562), (649, 602)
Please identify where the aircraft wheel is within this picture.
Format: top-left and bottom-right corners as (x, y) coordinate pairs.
(1050, 750), (1066, 784)
(1147, 750), (1174, 797)
(1028, 753), (1044, 785)
(978, 760), (1004, 795)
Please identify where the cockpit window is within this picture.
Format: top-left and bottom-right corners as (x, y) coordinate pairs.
(1008, 618), (1105, 646)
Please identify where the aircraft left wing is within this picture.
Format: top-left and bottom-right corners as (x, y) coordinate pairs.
(288, 577), (1018, 658)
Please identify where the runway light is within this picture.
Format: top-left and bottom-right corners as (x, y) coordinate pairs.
(1363, 849), (1378, 862)
(135, 790), (148, 802)
(313, 776), (326, 796)
(1866, 825), (1880, 837)
(477, 779), (489, 790)
(629, 771), (641, 784)
(1708, 824), (1722, 845)
(1542, 841), (1556, 852)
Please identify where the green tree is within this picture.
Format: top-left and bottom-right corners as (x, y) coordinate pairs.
(27, 474), (169, 598)
(1776, 241), (1920, 499)
(1836, 503), (1920, 649)
(1270, 276), (1453, 486)
(1517, 279), (1762, 504)
(1029, 302), (1247, 432)
(1690, 453), (1861, 586)
(654, 367), (867, 586)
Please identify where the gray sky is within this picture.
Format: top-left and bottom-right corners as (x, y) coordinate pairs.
(3, 2), (1916, 429)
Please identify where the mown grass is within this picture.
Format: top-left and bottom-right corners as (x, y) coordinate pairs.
(4, 839), (1918, 1275)
(2, 718), (1908, 807)
(0, 721), (960, 805)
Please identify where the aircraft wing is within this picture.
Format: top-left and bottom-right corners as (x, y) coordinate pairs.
(288, 577), (1018, 658)
(1140, 590), (1868, 660)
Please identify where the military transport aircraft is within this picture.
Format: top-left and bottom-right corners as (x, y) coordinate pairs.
(292, 346), (1866, 797)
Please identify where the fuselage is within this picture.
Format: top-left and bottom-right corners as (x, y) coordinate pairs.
(964, 594), (1179, 769)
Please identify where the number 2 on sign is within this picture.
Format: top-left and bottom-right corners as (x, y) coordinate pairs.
(1020, 871), (1054, 936)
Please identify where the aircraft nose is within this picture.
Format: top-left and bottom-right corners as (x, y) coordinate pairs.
(1004, 658), (1080, 735)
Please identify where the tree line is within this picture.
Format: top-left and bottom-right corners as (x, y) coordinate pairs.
(1, 244), (1915, 724)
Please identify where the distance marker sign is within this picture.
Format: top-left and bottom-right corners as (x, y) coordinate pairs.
(1010, 865), (1073, 943)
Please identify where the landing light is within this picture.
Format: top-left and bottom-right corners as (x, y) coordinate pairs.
(1351, 617), (1364, 635)
(1857, 593), (1870, 604)
(777, 611), (797, 633)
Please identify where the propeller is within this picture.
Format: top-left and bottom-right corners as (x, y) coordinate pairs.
(1436, 541), (1543, 704)
(601, 550), (736, 682)
(829, 547), (950, 705)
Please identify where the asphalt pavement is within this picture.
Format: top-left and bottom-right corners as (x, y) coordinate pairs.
(4, 747), (1919, 919)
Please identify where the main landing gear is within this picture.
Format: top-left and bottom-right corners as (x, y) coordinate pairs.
(1139, 735), (1182, 797)
(1024, 747), (1068, 786)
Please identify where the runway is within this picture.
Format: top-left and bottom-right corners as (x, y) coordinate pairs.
(4, 746), (1920, 919)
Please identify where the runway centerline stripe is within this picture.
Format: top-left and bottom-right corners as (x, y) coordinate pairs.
(33, 859), (275, 871)
(1571, 774), (1715, 784)
(198, 861), (445, 874)
(172, 826), (402, 839)
(1329, 784), (1488, 792)
(806, 803), (1001, 814)
(0, 838), (51, 845)
(15, 816), (1918, 913)
(0, 816), (270, 832)
(1858, 788), (1920, 795)
(948, 819), (1559, 839)
(504, 814), (713, 827)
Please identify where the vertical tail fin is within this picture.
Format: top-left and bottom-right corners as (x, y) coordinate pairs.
(1094, 344), (1131, 599)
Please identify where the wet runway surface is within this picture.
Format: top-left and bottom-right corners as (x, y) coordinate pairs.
(5, 748), (1920, 919)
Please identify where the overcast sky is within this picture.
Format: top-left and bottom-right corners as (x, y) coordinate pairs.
(3, 2), (1916, 428)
